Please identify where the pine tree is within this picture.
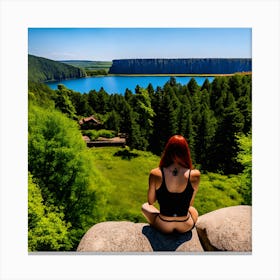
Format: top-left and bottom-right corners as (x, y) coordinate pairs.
(195, 90), (217, 170)
(201, 78), (211, 93)
(209, 100), (244, 174)
(187, 77), (200, 95)
(132, 88), (155, 150)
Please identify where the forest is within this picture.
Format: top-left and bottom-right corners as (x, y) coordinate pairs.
(28, 54), (86, 82)
(28, 74), (252, 251)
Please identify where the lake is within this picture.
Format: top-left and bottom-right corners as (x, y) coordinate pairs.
(46, 76), (215, 95)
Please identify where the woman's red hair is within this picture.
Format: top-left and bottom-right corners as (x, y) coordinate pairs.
(159, 135), (193, 169)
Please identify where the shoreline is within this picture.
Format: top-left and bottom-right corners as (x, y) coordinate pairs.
(106, 72), (252, 77)
(44, 72), (252, 84)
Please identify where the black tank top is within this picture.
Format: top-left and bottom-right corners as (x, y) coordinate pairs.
(156, 167), (194, 217)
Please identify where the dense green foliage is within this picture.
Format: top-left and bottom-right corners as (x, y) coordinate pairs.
(28, 173), (72, 251)
(28, 54), (86, 82)
(52, 74), (251, 175)
(236, 132), (252, 205)
(82, 129), (117, 140)
(28, 74), (252, 251)
(28, 102), (108, 250)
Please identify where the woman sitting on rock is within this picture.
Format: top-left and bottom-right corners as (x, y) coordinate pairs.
(142, 135), (200, 234)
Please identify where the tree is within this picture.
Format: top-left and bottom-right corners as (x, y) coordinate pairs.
(104, 110), (121, 131)
(28, 104), (103, 248)
(187, 77), (199, 95)
(147, 83), (155, 95)
(76, 93), (94, 117)
(28, 173), (72, 251)
(133, 88), (155, 150)
(55, 84), (77, 119)
(88, 87), (109, 114)
(210, 76), (229, 119)
(169, 76), (177, 87)
(228, 74), (243, 99)
(236, 132), (252, 205)
(201, 78), (211, 93)
(209, 100), (244, 174)
(177, 95), (196, 163)
(195, 90), (217, 170)
(153, 91), (178, 154)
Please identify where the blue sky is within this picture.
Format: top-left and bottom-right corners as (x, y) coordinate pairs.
(28, 28), (251, 61)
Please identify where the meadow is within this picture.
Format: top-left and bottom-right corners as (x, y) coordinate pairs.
(90, 146), (244, 223)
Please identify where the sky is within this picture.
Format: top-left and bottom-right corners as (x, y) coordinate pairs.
(28, 28), (251, 61)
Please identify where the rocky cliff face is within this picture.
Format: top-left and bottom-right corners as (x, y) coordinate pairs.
(77, 205), (252, 252)
(109, 58), (252, 74)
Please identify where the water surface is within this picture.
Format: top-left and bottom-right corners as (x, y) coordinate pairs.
(46, 76), (214, 94)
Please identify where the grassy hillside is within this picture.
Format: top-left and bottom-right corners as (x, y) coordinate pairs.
(28, 54), (86, 82)
(60, 60), (112, 70)
(60, 60), (112, 76)
(90, 147), (244, 223)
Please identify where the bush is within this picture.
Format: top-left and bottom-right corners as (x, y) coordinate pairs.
(28, 104), (104, 250)
(82, 129), (117, 140)
(28, 173), (72, 251)
(194, 172), (243, 215)
(113, 148), (139, 159)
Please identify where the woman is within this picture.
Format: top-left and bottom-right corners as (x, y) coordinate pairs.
(142, 135), (200, 234)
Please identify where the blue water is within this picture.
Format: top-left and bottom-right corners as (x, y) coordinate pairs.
(46, 76), (214, 95)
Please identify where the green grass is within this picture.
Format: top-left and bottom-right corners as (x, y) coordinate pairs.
(60, 60), (112, 71)
(90, 147), (159, 222)
(194, 173), (243, 215)
(89, 147), (244, 223)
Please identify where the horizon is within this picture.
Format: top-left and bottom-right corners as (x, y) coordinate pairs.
(28, 28), (252, 61)
(28, 53), (252, 63)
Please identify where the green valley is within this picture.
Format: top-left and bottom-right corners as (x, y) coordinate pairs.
(90, 146), (244, 223)
(28, 72), (252, 251)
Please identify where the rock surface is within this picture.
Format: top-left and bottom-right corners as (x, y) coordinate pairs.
(77, 222), (151, 252)
(77, 205), (252, 252)
(77, 221), (203, 252)
(196, 205), (252, 251)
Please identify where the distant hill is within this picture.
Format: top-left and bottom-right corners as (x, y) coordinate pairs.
(60, 60), (112, 71)
(60, 60), (112, 76)
(28, 54), (86, 82)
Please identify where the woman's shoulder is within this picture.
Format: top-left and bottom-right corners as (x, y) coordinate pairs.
(190, 169), (200, 177)
(189, 169), (200, 189)
(150, 167), (162, 178)
(149, 167), (163, 189)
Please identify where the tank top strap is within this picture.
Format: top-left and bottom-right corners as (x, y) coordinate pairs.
(188, 169), (191, 184)
(159, 167), (167, 190)
(160, 166), (165, 182)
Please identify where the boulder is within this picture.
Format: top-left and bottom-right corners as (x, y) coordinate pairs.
(142, 224), (203, 252)
(77, 221), (203, 252)
(196, 205), (252, 252)
(77, 205), (252, 252)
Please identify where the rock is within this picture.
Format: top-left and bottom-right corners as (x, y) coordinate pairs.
(196, 205), (252, 252)
(77, 205), (252, 252)
(77, 222), (151, 252)
(142, 225), (203, 252)
(77, 221), (203, 252)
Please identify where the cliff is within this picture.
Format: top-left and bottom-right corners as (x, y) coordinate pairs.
(109, 58), (252, 75)
(77, 205), (252, 252)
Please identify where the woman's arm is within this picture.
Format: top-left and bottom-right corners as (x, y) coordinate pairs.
(189, 169), (200, 206)
(147, 168), (162, 205)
